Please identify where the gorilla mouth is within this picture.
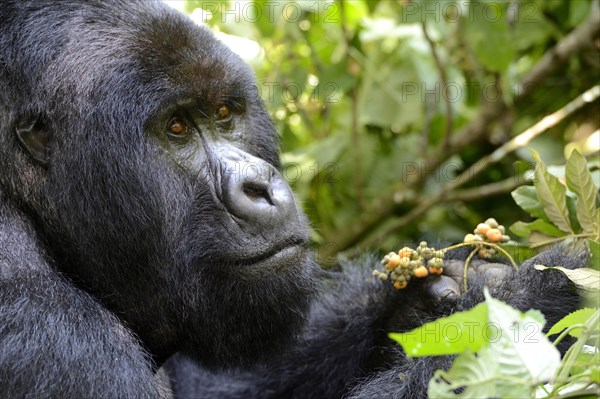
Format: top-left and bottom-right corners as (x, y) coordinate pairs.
(238, 237), (309, 267)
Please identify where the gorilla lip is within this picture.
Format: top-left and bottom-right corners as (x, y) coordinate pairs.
(236, 238), (308, 267)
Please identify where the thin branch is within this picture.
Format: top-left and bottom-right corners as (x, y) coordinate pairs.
(421, 21), (453, 151)
(447, 85), (600, 192)
(518, 0), (600, 100)
(354, 176), (527, 254)
(444, 175), (529, 202)
(321, 7), (600, 258)
(339, 0), (365, 210)
(448, 1), (600, 152)
(346, 86), (599, 255)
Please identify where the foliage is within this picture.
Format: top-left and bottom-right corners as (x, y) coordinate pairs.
(510, 148), (600, 267)
(173, 0), (599, 263)
(388, 145), (600, 398)
(169, 1), (600, 397)
(391, 287), (599, 398)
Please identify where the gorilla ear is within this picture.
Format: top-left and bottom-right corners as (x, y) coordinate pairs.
(15, 115), (50, 166)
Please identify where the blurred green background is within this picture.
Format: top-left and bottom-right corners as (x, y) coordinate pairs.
(168, 0), (600, 262)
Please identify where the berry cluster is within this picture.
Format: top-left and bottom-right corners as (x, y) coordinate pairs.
(463, 218), (510, 258)
(373, 241), (445, 290)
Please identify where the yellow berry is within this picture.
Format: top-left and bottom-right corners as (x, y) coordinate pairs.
(398, 247), (413, 259)
(386, 254), (400, 270)
(485, 218), (499, 228)
(476, 223), (490, 234)
(414, 266), (429, 278)
(393, 281), (408, 289)
(486, 228), (502, 242)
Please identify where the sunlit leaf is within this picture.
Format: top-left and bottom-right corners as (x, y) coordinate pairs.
(428, 289), (560, 399)
(389, 303), (488, 357)
(547, 308), (598, 338)
(531, 150), (573, 234)
(510, 219), (566, 238)
(511, 185), (548, 221)
(534, 265), (600, 293)
(588, 239), (600, 271)
(566, 149), (599, 235)
(463, 1), (514, 72)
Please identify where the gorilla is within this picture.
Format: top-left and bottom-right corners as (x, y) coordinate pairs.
(1, 0), (315, 396)
(0, 1), (584, 398)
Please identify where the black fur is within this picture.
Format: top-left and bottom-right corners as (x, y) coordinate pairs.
(164, 249), (584, 399)
(0, 1), (583, 398)
(1, 1), (316, 397)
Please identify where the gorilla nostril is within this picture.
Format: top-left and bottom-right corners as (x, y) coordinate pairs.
(242, 181), (274, 206)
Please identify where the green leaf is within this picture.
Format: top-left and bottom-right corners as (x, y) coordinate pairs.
(569, 0), (591, 27)
(572, 351), (600, 377)
(566, 194), (582, 233)
(534, 265), (600, 293)
(428, 289), (560, 399)
(511, 185), (548, 221)
(566, 149), (599, 235)
(531, 150), (573, 234)
(463, 2), (514, 72)
(547, 308), (597, 338)
(428, 350), (506, 399)
(482, 290), (559, 385)
(588, 239), (600, 271)
(389, 303), (488, 357)
(510, 219), (566, 238)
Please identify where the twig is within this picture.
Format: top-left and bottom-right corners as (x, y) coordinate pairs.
(339, 0), (365, 210)
(442, 241), (518, 270)
(463, 248), (478, 292)
(447, 1), (600, 153)
(447, 85), (600, 192)
(421, 21), (453, 151)
(349, 86), (598, 255)
(323, 7), (600, 258)
(518, 0), (600, 100)
(530, 232), (596, 249)
(444, 175), (529, 202)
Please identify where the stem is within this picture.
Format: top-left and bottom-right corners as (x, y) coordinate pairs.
(443, 242), (519, 270)
(552, 324), (586, 347)
(463, 248), (479, 292)
(555, 387), (600, 399)
(531, 233), (596, 249)
(554, 310), (600, 386)
(344, 86), (599, 257)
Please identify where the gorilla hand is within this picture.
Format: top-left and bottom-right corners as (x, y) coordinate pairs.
(424, 256), (514, 300)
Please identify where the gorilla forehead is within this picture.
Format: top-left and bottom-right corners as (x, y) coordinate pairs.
(132, 4), (253, 94)
(12, 0), (255, 118)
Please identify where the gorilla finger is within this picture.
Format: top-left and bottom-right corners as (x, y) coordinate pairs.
(424, 276), (461, 300)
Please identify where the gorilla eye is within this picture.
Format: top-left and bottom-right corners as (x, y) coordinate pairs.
(216, 103), (232, 122)
(167, 117), (188, 136)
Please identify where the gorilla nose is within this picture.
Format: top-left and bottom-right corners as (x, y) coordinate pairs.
(222, 153), (297, 228)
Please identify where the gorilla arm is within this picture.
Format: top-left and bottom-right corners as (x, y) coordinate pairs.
(164, 248), (584, 399)
(346, 247), (585, 399)
(0, 201), (166, 399)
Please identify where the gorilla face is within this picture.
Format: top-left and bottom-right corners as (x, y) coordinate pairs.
(0, 0), (316, 366)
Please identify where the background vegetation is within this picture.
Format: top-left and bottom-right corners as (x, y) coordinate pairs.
(171, 0), (600, 262)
